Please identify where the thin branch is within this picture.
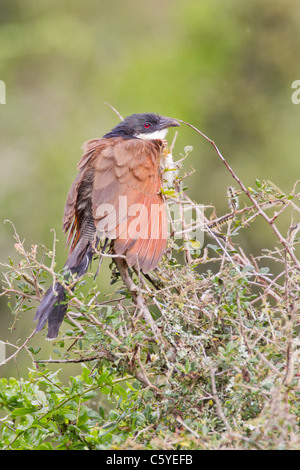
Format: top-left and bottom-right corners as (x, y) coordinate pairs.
(0, 330), (36, 367)
(177, 119), (300, 270)
(209, 363), (232, 433)
(114, 256), (162, 342)
(104, 102), (124, 121)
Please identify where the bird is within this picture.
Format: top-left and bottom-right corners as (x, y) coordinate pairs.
(34, 113), (180, 339)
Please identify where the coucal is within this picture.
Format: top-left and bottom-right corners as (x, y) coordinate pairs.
(34, 113), (180, 339)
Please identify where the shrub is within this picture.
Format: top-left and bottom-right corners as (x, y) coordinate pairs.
(1, 131), (299, 449)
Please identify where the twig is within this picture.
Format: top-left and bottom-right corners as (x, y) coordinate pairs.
(114, 256), (162, 342)
(175, 416), (201, 440)
(104, 102), (124, 121)
(177, 119), (300, 270)
(209, 363), (232, 433)
(35, 353), (114, 364)
(0, 330), (36, 367)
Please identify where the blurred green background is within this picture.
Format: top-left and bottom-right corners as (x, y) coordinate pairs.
(1, 0), (300, 373)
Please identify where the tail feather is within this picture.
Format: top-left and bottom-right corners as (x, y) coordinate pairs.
(34, 282), (67, 339)
(34, 239), (95, 339)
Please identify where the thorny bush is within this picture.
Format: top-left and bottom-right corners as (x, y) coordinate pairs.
(0, 131), (299, 450)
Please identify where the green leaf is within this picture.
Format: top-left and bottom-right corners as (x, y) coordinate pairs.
(11, 407), (36, 417)
(113, 384), (127, 400)
(81, 364), (93, 385)
(255, 179), (262, 188)
(98, 406), (105, 419)
(100, 386), (111, 395)
(189, 239), (202, 249)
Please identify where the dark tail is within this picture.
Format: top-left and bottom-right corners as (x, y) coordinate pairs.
(34, 239), (95, 339)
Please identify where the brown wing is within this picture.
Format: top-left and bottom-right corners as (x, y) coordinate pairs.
(63, 139), (103, 250)
(63, 137), (167, 273)
(91, 137), (167, 273)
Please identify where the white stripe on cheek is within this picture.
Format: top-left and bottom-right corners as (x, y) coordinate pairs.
(135, 129), (169, 140)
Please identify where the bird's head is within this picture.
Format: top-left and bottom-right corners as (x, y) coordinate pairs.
(104, 113), (180, 140)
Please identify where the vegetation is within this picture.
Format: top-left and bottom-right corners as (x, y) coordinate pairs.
(1, 0), (300, 451)
(0, 133), (299, 450)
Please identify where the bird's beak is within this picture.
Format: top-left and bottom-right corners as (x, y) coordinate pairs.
(159, 116), (180, 130)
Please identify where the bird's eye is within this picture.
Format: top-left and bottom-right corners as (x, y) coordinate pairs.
(144, 123), (151, 129)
